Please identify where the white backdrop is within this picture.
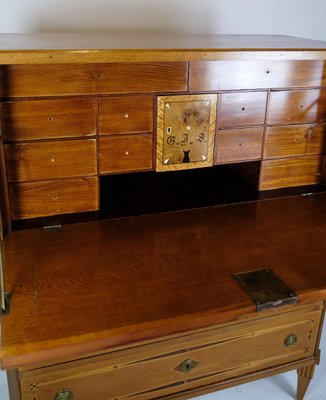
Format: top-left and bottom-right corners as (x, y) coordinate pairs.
(1, 1), (326, 399)
(0, 0), (326, 41)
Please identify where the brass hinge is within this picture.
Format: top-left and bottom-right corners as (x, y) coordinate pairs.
(43, 221), (62, 233)
(300, 192), (314, 198)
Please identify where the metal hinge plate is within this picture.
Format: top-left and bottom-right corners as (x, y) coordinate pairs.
(43, 221), (62, 232)
(234, 268), (298, 311)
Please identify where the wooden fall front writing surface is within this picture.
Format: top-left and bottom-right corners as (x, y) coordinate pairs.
(2, 193), (326, 369)
(0, 34), (326, 400)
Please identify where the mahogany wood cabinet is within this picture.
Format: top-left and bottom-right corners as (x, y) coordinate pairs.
(1, 34), (326, 400)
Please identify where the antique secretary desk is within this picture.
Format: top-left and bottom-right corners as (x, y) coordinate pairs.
(1, 33), (326, 400)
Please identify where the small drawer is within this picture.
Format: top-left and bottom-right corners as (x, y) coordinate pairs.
(99, 95), (153, 134)
(189, 60), (326, 91)
(100, 134), (153, 173)
(264, 124), (325, 159)
(1, 98), (96, 141)
(219, 91), (267, 128)
(268, 89), (326, 125)
(19, 305), (322, 400)
(10, 177), (99, 220)
(4, 63), (188, 97)
(216, 127), (264, 163)
(260, 156), (322, 190)
(5, 139), (97, 182)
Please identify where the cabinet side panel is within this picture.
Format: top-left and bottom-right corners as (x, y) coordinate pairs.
(0, 136), (11, 234)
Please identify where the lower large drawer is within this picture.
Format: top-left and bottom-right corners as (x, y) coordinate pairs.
(20, 304), (322, 400)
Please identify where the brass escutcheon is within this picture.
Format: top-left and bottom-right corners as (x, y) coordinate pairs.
(180, 359), (197, 373)
(54, 389), (73, 400)
(284, 334), (297, 347)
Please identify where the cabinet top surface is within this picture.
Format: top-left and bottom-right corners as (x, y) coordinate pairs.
(1, 34), (326, 63)
(2, 193), (326, 369)
(1, 33), (326, 50)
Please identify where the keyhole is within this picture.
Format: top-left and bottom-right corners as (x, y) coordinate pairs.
(185, 362), (192, 371)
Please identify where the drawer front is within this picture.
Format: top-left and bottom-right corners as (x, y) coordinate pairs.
(216, 127), (263, 163)
(5, 139), (97, 182)
(1, 98), (96, 141)
(20, 306), (322, 400)
(4, 63), (187, 97)
(264, 124), (325, 159)
(100, 134), (153, 173)
(268, 89), (326, 125)
(260, 156), (322, 190)
(219, 92), (267, 128)
(99, 96), (153, 134)
(10, 177), (99, 220)
(189, 60), (326, 91)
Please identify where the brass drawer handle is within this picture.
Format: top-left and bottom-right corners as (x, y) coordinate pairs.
(54, 389), (73, 400)
(284, 334), (297, 347)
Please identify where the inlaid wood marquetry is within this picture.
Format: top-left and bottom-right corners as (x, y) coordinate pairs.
(156, 94), (217, 172)
(18, 304), (322, 400)
(1, 33), (326, 400)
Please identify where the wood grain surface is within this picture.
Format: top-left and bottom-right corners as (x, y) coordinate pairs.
(1, 63), (187, 98)
(267, 89), (326, 125)
(2, 193), (326, 368)
(5, 139), (97, 182)
(9, 177), (99, 219)
(1, 98), (96, 141)
(189, 60), (326, 91)
(156, 94), (217, 172)
(263, 124), (325, 159)
(219, 91), (267, 128)
(215, 128), (264, 163)
(100, 134), (153, 173)
(260, 156), (322, 190)
(19, 305), (322, 400)
(99, 95), (153, 135)
(1, 34), (326, 64)
(0, 137), (11, 233)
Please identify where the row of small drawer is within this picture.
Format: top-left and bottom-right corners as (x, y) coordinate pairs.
(5, 135), (153, 182)
(2, 89), (326, 142)
(6, 135), (153, 220)
(5, 123), (324, 182)
(217, 123), (325, 163)
(9, 156), (321, 219)
(0, 97), (153, 141)
(2, 60), (326, 98)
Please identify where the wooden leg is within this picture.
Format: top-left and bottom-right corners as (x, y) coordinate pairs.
(7, 370), (22, 400)
(297, 364), (316, 400)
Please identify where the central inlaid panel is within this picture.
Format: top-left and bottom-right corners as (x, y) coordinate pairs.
(156, 94), (217, 172)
